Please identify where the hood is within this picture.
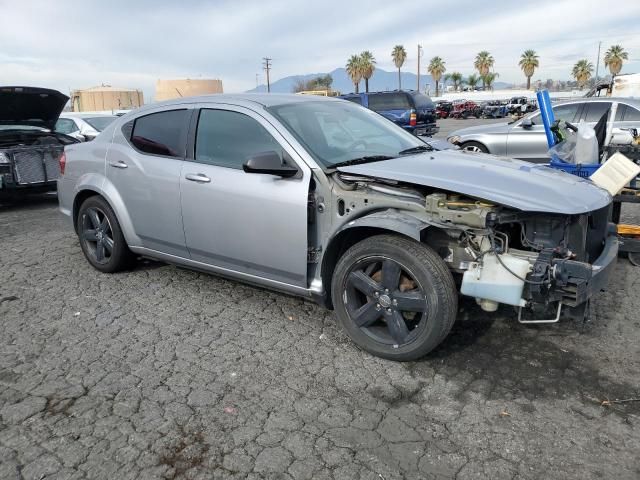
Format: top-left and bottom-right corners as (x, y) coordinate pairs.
(337, 150), (611, 215)
(449, 121), (511, 137)
(0, 86), (69, 130)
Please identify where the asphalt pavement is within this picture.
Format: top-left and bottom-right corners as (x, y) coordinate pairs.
(1, 123), (639, 479)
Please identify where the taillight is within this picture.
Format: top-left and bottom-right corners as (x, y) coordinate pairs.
(59, 152), (66, 175)
(410, 111), (417, 127)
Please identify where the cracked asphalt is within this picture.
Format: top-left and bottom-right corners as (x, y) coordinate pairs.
(1, 191), (639, 480)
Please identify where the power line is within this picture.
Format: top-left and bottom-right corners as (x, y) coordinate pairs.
(262, 57), (272, 93)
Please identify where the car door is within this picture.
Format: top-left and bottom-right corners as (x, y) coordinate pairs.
(179, 105), (310, 287)
(506, 102), (582, 162)
(105, 107), (191, 257)
(612, 103), (640, 142)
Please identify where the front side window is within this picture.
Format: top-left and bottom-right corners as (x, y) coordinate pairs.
(582, 102), (611, 122)
(130, 109), (188, 157)
(268, 100), (424, 168)
(195, 109), (284, 169)
(55, 118), (79, 134)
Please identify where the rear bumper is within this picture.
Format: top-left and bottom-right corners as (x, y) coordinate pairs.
(405, 124), (439, 137)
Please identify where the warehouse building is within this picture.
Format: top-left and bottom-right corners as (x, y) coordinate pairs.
(70, 85), (144, 112)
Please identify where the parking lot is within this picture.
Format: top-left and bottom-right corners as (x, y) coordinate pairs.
(1, 119), (639, 480)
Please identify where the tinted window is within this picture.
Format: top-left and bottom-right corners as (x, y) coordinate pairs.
(131, 109), (187, 157)
(195, 109), (283, 169)
(623, 105), (640, 121)
(411, 93), (435, 109)
(552, 103), (580, 122)
(55, 118), (78, 134)
(343, 96), (362, 105)
(582, 102), (611, 122)
(268, 100), (423, 168)
(615, 104), (626, 121)
(368, 93), (412, 111)
(83, 116), (116, 131)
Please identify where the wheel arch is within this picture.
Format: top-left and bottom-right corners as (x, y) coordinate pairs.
(72, 179), (140, 246)
(320, 209), (439, 309)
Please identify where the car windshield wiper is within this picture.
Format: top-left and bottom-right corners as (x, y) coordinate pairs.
(331, 155), (395, 168)
(397, 145), (432, 155)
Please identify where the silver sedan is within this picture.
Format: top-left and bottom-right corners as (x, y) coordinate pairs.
(447, 97), (640, 162)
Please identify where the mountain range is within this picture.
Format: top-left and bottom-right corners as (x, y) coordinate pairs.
(246, 67), (510, 95)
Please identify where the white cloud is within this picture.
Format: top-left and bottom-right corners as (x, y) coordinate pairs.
(0, 0), (638, 99)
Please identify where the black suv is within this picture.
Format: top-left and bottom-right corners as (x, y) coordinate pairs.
(339, 90), (438, 136)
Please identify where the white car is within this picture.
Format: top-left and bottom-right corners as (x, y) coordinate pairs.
(54, 113), (117, 141)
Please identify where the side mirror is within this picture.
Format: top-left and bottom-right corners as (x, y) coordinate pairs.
(520, 118), (533, 129)
(243, 151), (298, 178)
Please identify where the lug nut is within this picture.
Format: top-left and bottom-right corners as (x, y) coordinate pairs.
(376, 303), (380, 309)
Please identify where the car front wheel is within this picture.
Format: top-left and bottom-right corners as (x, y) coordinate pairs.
(77, 196), (134, 273)
(331, 235), (458, 361)
(460, 141), (489, 153)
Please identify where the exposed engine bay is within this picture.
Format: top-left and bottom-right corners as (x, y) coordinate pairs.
(331, 172), (613, 318)
(0, 130), (75, 189)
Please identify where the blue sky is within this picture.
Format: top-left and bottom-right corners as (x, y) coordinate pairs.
(1, 0), (638, 99)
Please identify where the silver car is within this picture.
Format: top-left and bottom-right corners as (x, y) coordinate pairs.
(57, 94), (617, 360)
(448, 97), (640, 162)
(55, 113), (117, 142)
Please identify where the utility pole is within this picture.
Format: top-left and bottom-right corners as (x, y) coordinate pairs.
(594, 41), (602, 84)
(255, 73), (259, 88)
(417, 44), (423, 92)
(262, 57), (272, 93)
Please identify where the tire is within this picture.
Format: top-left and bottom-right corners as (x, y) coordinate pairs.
(331, 234), (458, 361)
(460, 141), (489, 153)
(76, 196), (135, 273)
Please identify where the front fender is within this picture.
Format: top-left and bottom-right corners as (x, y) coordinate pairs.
(336, 208), (431, 241)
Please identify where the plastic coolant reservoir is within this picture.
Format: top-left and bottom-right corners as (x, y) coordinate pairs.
(460, 253), (531, 307)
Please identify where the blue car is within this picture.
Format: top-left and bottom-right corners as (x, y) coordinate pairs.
(339, 90), (439, 137)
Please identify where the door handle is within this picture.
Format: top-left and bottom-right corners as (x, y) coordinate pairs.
(185, 173), (211, 183)
(109, 160), (128, 169)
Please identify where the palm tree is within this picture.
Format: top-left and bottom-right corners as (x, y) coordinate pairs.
(572, 59), (594, 89)
(466, 74), (480, 90)
(474, 51), (495, 89)
(444, 72), (463, 92)
(481, 72), (499, 91)
(360, 51), (376, 93)
(391, 45), (407, 90)
(519, 49), (539, 90)
(604, 45), (628, 77)
(427, 56), (446, 97)
(346, 54), (363, 93)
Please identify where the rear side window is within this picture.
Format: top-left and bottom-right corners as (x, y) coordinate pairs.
(367, 93), (412, 111)
(615, 104), (626, 121)
(55, 118), (79, 134)
(195, 109), (283, 169)
(622, 105), (640, 121)
(343, 96), (363, 106)
(412, 93), (435, 109)
(130, 109), (188, 157)
(582, 102), (611, 122)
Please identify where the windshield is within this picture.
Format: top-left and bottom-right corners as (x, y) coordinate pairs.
(267, 100), (425, 168)
(83, 116), (116, 131)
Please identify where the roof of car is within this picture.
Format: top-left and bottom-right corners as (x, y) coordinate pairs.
(147, 93), (342, 111)
(556, 96), (640, 108)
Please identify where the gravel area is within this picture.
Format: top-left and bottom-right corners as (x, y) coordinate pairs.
(1, 165), (639, 479)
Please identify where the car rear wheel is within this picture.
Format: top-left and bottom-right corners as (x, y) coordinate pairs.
(331, 235), (458, 361)
(460, 141), (489, 153)
(77, 196), (134, 273)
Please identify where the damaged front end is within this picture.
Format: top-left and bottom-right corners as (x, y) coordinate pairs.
(332, 171), (618, 322)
